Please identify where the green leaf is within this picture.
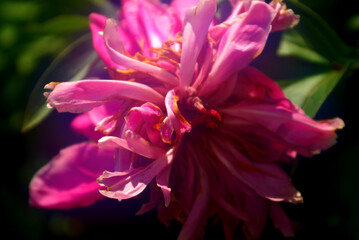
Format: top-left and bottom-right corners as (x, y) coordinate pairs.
(22, 34), (99, 132)
(278, 63), (350, 117)
(30, 15), (89, 34)
(278, 0), (351, 65)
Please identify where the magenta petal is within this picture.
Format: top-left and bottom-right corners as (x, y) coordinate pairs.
(29, 142), (115, 209)
(165, 90), (191, 135)
(170, 0), (199, 20)
(156, 164), (172, 207)
(97, 149), (174, 200)
(45, 80), (164, 113)
(210, 140), (302, 203)
(178, 166), (210, 240)
(104, 19), (178, 85)
(71, 113), (103, 141)
(89, 13), (112, 67)
(222, 101), (344, 157)
(98, 132), (167, 160)
(180, 0), (217, 87)
(270, 202), (295, 237)
(202, 1), (275, 95)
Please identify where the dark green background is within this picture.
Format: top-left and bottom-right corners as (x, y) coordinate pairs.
(1, 0), (358, 239)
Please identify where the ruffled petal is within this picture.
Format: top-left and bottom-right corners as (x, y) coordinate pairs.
(45, 80), (164, 113)
(29, 142), (115, 209)
(202, 1), (275, 96)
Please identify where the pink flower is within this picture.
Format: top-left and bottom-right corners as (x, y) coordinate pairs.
(29, 0), (344, 239)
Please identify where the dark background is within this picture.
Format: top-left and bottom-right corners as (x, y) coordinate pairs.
(1, 0), (358, 239)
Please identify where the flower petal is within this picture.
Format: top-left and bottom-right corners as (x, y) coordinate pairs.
(45, 80), (164, 113)
(210, 139), (302, 203)
(29, 142), (115, 209)
(165, 90), (191, 136)
(222, 100), (344, 157)
(98, 131), (167, 160)
(179, 0), (217, 88)
(97, 149), (174, 200)
(270, 202), (295, 237)
(202, 1), (275, 96)
(269, 0), (300, 32)
(104, 19), (178, 85)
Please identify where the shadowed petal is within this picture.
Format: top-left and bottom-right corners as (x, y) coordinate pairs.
(29, 142), (115, 209)
(97, 149), (174, 200)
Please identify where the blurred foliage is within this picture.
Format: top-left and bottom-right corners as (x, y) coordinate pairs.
(0, 0), (111, 133)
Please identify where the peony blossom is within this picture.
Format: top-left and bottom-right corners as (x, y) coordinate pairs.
(29, 0), (343, 239)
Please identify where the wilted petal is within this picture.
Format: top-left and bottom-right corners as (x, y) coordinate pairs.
(270, 0), (300, 32)
(45, 80), (164, 113)
(97, 149), (174, 200)
(29, 142), (115, 209)
(180, 0), (217, 88)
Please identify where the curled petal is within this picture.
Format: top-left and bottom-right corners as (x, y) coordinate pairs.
(29, 142), (115, 209)
(180, 0), (217, 88)
(269, 0), (300, 32)
(45, 80), (164, 113)
(165, 90), (191, 136)
(97, 149), (174, 200)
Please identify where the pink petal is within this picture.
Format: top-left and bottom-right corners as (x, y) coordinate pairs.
(104, 19), (178, 86)
(156, 164), (172, 207)
(270, 202), (295, 237)
(71, 113), (103, 141)
(222, 100), (344, 157)
(97, 149), (174, 200)
(98, 131), (167, 160)
(71, 100), (122, 141)
(179, 0), (217, 88)
(45, 80), (164, 113)
(170, 0), (199, 20)
(89, 13), (112, 67)
(164, 90), (191, 136)
(202, 1), (275, 96)
(29, 142), (115, 209)
(178, 165), (210, 240)
(210, 139), (303, 203)
(269, 0), (300, 32)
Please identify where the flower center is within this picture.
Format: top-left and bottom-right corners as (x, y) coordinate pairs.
(181, 88), (222, 130)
